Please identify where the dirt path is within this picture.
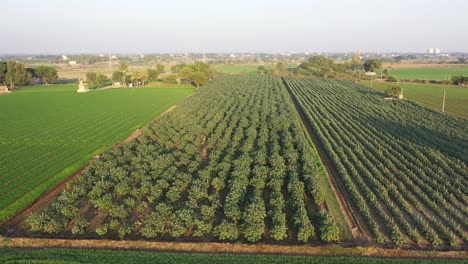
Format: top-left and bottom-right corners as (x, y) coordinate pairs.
(0, 105), (178, 231)
(281, 78), (372, 242)
(0, 237), (466, 259)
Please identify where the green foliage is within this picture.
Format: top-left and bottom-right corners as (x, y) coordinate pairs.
(384, 85), (402, 97)
(386, 75), (397, 82)
(1, 248), (459, 264)
(0, 86), (193, 222)
(318, 211), (340, 242)
(112, 71), (124, 82)
(214, 221), (239, 240)
(147, 68), (159, 82)
(5, 60), (31, 89)
(363, 59), (382, 72)
(34, 65), (58, 84)
(86, 72), (108, 88)
(71, 217), (89, 235)
(285, 77), (467, 247)
(179, 62), (214, 87)
(0, 61), (8, 85)
(24, 75), (329, 244)
(451, 75), (468, 86)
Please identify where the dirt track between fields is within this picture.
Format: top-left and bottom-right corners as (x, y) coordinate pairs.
(281, 78), (372, 242)
(0, 104), (178, 232)
(1, 237), (467, 260)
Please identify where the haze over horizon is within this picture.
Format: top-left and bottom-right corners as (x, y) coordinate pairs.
(1, 0), (467, 54)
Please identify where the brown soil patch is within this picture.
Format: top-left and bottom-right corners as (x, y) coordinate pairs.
(0, 237), (466, 260)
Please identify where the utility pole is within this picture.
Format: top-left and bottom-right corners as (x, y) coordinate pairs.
(442, 87), (446, 113)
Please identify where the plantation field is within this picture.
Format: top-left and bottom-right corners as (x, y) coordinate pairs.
(22, 75), (348, 243)
(0, 248), (462, 264)
(360, 81), (468, 119)
(285, 77), (468, 247)
(379, 67), (468, 80)
(0, 86), (193, 222)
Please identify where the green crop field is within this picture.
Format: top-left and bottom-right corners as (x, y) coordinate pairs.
(23, 75), (348, 243)
(378, 67), (468, 80)
(0, 248), (461, 264)
(285, 77), (468, 247)
(360, 81), (468, 119)
(0, 85), (193, 222)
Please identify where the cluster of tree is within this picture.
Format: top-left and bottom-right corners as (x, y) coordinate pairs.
(384, 85), (402, 98)
(0, 61), (59, 90)
(178, 62), (215, 88)
(296, 54), (382, 79)
(0, 61), (31, 89)
(451, 75), (468, 86)
(86, 72), (109, 88)
(111, 62), (166, 87)
(34, 65), (59, 84)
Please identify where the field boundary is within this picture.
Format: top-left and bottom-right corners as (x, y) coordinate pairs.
(281, 78), (371, 242)
(0, 103), (180, 229)
(0, 237), (466, 260)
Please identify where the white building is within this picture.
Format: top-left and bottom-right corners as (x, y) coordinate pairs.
(69, 61), (77, 65)
(427, 48), (434, 54)
(434, 48), (441, 54)
(61, 55), (68, 60)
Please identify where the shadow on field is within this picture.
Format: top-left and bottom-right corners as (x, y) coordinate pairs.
(363, 116), (468, 164)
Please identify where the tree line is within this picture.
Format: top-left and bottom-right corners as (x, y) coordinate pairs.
(0, 61), (58, 90)
(92, 61), (216, 89)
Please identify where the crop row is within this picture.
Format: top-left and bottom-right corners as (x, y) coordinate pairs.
(27, 75), (341, 243)
(284, 77), (467, 247)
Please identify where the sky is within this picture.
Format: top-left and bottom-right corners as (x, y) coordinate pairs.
(1, 0), (467, 54)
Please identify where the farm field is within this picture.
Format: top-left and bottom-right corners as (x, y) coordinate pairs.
(284, 77), (468, 247)
(20, 75), (348, 243)
(0, 86), (193, 222)
(378, 67), (468, 80)
(360, 81), (468, 119)
(0, 248), (462, 264)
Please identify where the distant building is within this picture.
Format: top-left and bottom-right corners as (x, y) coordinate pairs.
(427, 48), (434, 54)
(69, 61), (77, 65)
(435, 48), (441, 54)
(61, 55), (68, 60)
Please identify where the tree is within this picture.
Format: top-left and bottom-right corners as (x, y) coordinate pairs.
(351, 52), (362, 70)
(35, 65), (58, 85)
(452, 75), (468, 86)
(191, 72), (208, 88)
(156, 64), (165, 74)
(5, 61), (31, 89)
(118, 61), (128, 74)
(86, 72), (97, 84)
(95, 74), (108, 88)
(384, 85), (402, 98)
(363, 59), (382, 72)
(382, 69), (389, 79)
(0, 61), (7, 85)
(257, 66), (266, 75)
(178, 62), (214, 88)
(318, 211), (340, 242)
(147, 69), (159, 82)
(112, 71), (124, 83)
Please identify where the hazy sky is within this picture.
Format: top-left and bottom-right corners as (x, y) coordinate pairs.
(1, 0), (467, 54)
